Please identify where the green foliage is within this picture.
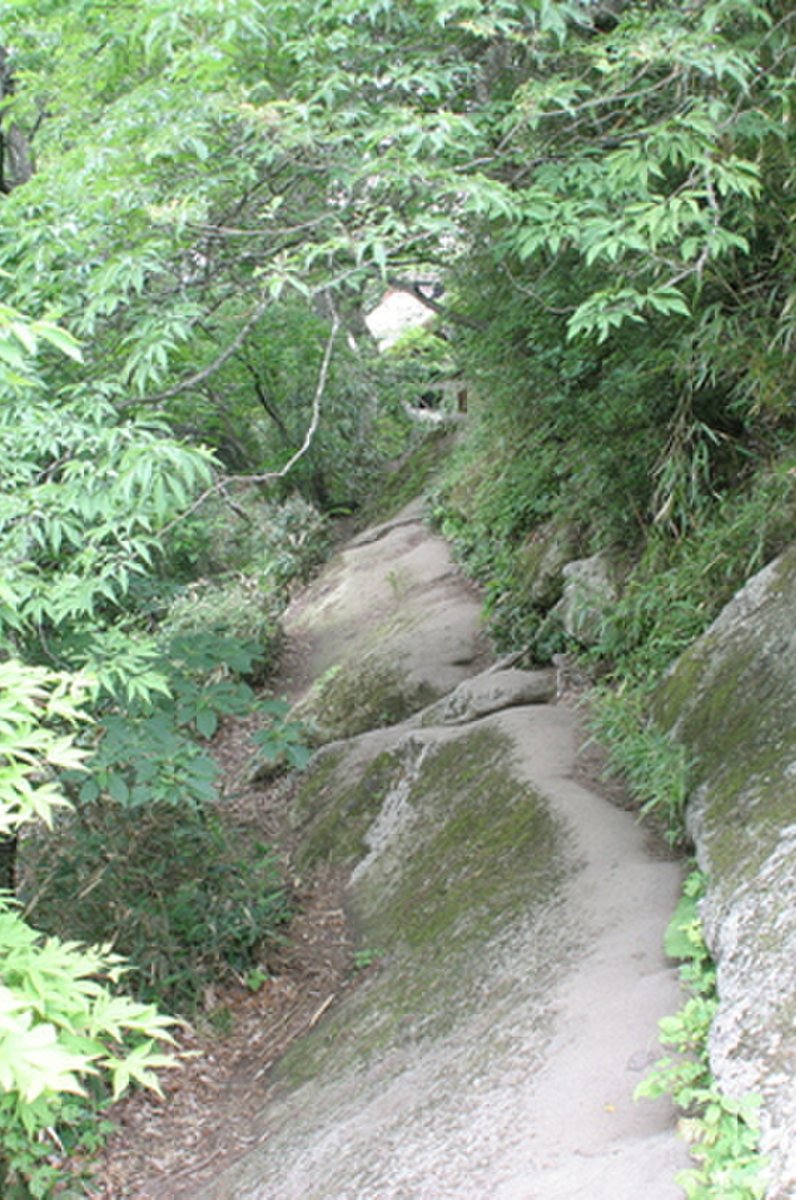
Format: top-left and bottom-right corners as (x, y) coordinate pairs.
(0, 665), (178, 1197)
(594, 464), (796, 679)
(254, 699), (312, 772)
(158, 578), (279, 671)
(0, 302), (82, 389)
(364, 429), (455, 524)
(78, 707), (220, 812)
(352, 947), (383, 972)
(587, 684), (691, 845)
(23, 805), (291, 1013)
(163, 493), (330, 587)
(0, 386), (216, 648)
(0, 1), (794, 1189)
(637, 872), (766, 1199)
(61, 628), (261, 816)
(428, 0), (796, 671)
(0, 662), (89, 837)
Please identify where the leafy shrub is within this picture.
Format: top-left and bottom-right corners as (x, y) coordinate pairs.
(587, 684), (691, 846)
(594, 463), (796, 680)
(0, 662), (179, 1197)
(158, 575), (281, 681)
(638, 872), (765, 1199)
(65, 630), (264, 815)
(163, 492), (329, 589)
(22, 804), (291, 1012)
(250, 494), (331, 593)
(253, 697), (313, 772)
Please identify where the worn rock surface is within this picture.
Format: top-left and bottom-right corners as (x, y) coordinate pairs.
(174, 500), (687, 1200)
(281, 498), (490, 742)
(654, 542), (796, 1199)
(417, 666), (556, 726)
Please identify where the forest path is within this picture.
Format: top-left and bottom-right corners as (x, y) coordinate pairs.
(99, 501), (688, 1199)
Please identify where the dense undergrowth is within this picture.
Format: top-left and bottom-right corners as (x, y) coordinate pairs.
(17, 490), (332, 1010)
(0, 482), (346, 1194)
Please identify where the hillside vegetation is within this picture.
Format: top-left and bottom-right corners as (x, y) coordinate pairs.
(0, 0), (793, 1193)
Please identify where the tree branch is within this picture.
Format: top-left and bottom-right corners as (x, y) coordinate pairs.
(159, 313), (340, 533)
(123, 295), (271, 409)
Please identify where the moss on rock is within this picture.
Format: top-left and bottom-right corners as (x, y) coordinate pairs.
(291, 747), (404, 871)
(652, 540), (796, 1190)
(514, 520), (580, 610)
(278, 725), (570, 1085)
(654, 546), (796, 893)
(293, 656), (439, 745)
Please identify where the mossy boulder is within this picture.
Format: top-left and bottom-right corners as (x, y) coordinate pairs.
(200, 690), (684, 1200)
(204, 719), (575, 1199)
(291, 656), (438, 744)
(515, 520), (580, 610)
(287, 724), (569, 1067)
(653, 541), (796, 1197)
(554, 551), (622, 646)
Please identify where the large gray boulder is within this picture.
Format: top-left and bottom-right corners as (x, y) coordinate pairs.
(654, 543), (796, 1199)
(196, 705), (685, 1200)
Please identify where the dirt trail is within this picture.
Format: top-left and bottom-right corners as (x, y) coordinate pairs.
(101, 501), (689, 1199)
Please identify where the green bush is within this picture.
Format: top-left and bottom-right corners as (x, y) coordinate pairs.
(638, 872), (765, 1198)
(67, 629), (265, 813)
(162, 492), (329, 586)
(22, 804), (291, 1013)
(587, 684), (691, 846)
(594, 463), (796, 680)
(158, 575), (281, 678)
(0, 662), (179, 1198)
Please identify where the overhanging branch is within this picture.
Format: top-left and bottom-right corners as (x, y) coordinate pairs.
(387, 278), (486, 333)
(123, 295), (272, 409)
(159, 313), (340, 532)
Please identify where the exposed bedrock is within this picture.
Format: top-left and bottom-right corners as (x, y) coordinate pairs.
(654, 542), (796, 1198)
(192, 501), (687, 1200)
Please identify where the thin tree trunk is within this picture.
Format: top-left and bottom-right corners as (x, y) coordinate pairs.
(0, 834), (17, 893)
(0, 47), (34, 193)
